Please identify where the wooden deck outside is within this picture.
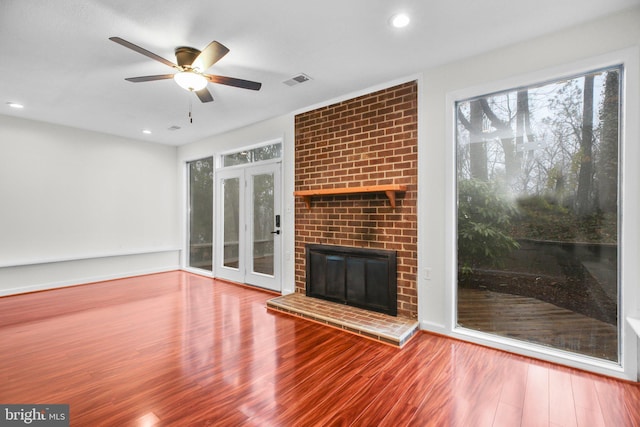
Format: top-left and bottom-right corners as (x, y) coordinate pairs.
(458, 288), (619, 361)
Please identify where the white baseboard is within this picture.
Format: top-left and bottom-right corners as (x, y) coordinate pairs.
(0, 249), (181, 296)
(419, 320), (448, 334)
(0, 265), (180, 297)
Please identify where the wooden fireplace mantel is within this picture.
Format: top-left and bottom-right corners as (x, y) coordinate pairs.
(294, 184), (407, 209)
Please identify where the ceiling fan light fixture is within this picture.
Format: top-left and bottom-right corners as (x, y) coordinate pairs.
(174, 71), (208, 91)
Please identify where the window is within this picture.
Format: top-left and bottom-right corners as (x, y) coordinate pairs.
(455, 66), (621, 362)
(188, 157), (214, 271)
(222, 143), (282, 167)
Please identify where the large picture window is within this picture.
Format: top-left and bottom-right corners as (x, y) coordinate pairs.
(455, 66), (621, 362)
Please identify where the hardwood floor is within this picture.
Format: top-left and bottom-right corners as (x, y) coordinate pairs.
(1, 271), (638, 426)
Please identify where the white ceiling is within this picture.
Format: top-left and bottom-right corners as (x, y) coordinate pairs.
(1, 0), (638, 146)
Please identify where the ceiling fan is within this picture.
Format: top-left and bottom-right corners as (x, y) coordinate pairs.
(109, 37), (262, 103)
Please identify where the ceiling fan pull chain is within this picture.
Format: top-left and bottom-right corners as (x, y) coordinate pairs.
(189, 97), (193, 124)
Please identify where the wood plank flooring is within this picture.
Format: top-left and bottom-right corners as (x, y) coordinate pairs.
(0, 271), (638, 426)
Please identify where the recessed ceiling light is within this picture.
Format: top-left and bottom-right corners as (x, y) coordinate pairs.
(389, 13), (410, 29)
(7, 102), (24, 109)
(142, 129), (152, 135)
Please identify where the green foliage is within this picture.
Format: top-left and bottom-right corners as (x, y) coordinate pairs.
(458, 179), (520, 273)
(512, 195), (616, 243)
(514, 194), (572, 240)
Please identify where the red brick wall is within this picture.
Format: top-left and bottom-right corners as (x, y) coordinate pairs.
(294, 81), (418, 318)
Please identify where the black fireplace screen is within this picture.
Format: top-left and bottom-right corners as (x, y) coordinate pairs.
(306, 244), (397, 316)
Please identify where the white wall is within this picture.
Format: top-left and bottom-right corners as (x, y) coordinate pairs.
(177, 114), (296, 293)
(0, 115), (180, 294)
(417, 7), (640, 380)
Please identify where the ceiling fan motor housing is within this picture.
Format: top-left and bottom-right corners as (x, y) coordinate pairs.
(175, 46), (201, 69)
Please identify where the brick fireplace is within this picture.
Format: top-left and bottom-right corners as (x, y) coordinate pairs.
(294, 81), (418, 319)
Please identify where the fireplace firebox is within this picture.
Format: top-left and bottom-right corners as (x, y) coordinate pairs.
(305, 244), (397, 316)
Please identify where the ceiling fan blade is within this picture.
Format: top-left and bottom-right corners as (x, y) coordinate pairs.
(195, 87), (214, 103)
(124, 74), (175, 82)
(192, 41), (229, 71)
(109, 37), (178, 69)
(205, 74), (262, 91)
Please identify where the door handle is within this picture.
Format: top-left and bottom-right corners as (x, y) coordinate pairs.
(270, 230), (280, 235)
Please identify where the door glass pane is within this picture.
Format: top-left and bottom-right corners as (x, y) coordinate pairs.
(188, 157), (213, 271)
(456, 66), (620, 362)
(252, 173), (274, 276)
(223, 177), (240, 269)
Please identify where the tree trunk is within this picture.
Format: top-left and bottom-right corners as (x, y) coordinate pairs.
(469, 99), (488, 181)
(512, 90), (536, 186)
(576, 74), (595, 217)
(597, 70), (619, 213)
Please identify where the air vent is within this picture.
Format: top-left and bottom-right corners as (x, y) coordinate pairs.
(168, 125), (181, 131)
(283, 73), (312, 87)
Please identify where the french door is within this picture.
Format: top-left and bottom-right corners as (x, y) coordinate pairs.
(215, 162), (281, 291)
